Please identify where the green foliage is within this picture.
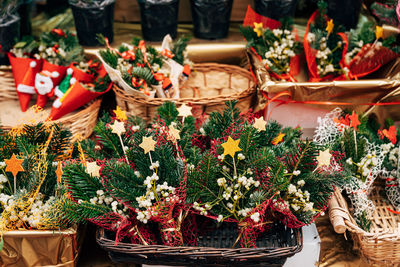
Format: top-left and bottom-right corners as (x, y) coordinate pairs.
(131, 67), (157, 85)
(171, 36), (191, 65)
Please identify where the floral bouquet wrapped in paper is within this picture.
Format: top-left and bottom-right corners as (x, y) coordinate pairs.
(241, 6), (302, 82)
(97, 34), (191, 98)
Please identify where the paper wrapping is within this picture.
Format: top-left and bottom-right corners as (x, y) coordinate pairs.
(0, 226), (83, 267)
(248, 50), (400, 124)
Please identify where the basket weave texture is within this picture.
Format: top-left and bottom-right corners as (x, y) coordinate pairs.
(114, 63), (257, 122)
(96, 222), (302, 266)
(0, 66), (101, 139)
(330, 182), (400, 265)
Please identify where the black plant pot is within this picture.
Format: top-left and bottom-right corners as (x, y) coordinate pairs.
(190, 0), (233, 40)
(0, 15), (20, 65)
(138, 0), (179, 42)
(327, 0), (363, 30)
(70, 1), (115, 46)
(254, 0), (298, 21)
(17, 1), (33, 37)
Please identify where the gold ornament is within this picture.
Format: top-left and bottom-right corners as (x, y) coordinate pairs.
(177, 104), (192, 118)
(316, 149), (332, 169)
(253, 117), (266, 132)
(86, 161), (101, 177)
(110, 120), (126, 136)
(222, 136), (241, 158)
(253, 22), (264, 37)
(114, 106), (128, 121)
(139, 136), (157, 154)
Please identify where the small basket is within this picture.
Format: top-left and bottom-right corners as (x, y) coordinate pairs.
(329, 181), (400, 265)
(0, 66), (101, 139)
(96, 223), (302, 266)
(114, 63), (257, 122)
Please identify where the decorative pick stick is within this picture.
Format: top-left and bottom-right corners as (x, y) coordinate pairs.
(139, 136), (157, 164)
(110, 120), (129, 163)
(5, 154), (24, 194)
(349, 111), (360, 156)
(222, 136), (242, 178)
(177, 103), (192, 123)
(168, 125), (183, 158)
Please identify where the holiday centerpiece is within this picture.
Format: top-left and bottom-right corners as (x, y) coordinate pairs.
(0, 122), (82, 266)
(60, 102), (348, 265)
(315, 108), (400, 264)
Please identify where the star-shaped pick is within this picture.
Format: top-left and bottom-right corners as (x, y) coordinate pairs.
(5, 154), (24, 177)
(169, 125), (181, 141)
(110, 120), (126, 136)
(272, 133), (285, 145)
(253, 117), (266, 132)
(349, 111), (360, 131)
(253, 22), (264, 37)
(326, 19), (334, 34)
(139, 136), (157, 154)
(221, 136), (241, 158)
(114, 106), (127, 121)
(56, 162), (63, 184)
(177, 104), (192, 118)
(316, 149), (332, 169)
(86, 161), (101, 177)
(375, 26), (383, 40)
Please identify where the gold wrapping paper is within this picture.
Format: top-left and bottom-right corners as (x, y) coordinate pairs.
(249, 50), (400, 124)
(0, 226), (82, 267)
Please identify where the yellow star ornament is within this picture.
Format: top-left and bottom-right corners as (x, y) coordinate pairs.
(168, 125), (181, 141)
(5, 154), (24, 177)
(375, 26), (383, 40)
(326, 19), (334, 34)
(86, 161), (101, 177)
(253, 117), (266, 132)
(114, 106), (127, 121)
(316, 149), (332, 169)
(272, 133), (285, 145)
(221, 136), (241, 158)
(139, 136), (157, 154)
(110, 120), (126, 136)
(253, 22), (264, 37)
(177, 104), (192, 118)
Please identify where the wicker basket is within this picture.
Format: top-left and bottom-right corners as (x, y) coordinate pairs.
(96, 222), (302, 266)
(329, 182), (400, 265)
(0, 66), (101, 139)
(114, 63), (257, 122)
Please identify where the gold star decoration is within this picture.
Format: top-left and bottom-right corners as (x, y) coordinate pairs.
(114, 106), (127, 121)
(326, 19), (334, 34)
(139, 136), (157, 154)
(316, 149), (332, 169)
(110, 120), (126, 136)
(221, 136), (242, 158)
(168, 125), (181, 141)
(375, 26), (383, 40)
(177, 104), (192, 118)
(5, 154), (24, 177)
(86, 161), (101, 177)
(56, 162), (63, 184)
(253, 117), (266, 132)
(272, 133), (285, 145)
(253, 22), (264, 37)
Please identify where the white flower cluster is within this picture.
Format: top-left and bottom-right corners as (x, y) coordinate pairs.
(0, 192), (56, 228)
(117, 57), (133, 74)
(349, 153), (378, 178)
(193, 202), (211, 216)
(285, 180), (315, 214)
(87, 189), (128, 215)
(131, 125), (140, 132)
(34, 45), (67, 65)
(0, 174), (8, 190)
(250, 212), (260, 223)
(262, 29), (297, 74)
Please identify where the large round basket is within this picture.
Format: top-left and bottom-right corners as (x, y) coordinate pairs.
(329, 181), (400, 265)
(0, 66), (101, 139)
(114, 63), (257, 122)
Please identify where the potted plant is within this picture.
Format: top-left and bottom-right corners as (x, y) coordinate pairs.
(138, 0), (180, 42)
(254, 0), (298, 21)
(69, 0), (116, 46)
(0, 0), (20, 65)
(190, 0), (233, 40)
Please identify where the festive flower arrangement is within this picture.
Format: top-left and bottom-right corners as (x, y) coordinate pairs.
(8, 29), (112, 119)
(0, 122), (76, 232)
(60, 101), (348, 248)
(241, 6), (302, 81)
(97, 34), (191, 98)
(314, 108), (400, 230)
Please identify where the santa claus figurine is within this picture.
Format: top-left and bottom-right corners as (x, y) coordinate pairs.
(35, 69), (63, 109)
